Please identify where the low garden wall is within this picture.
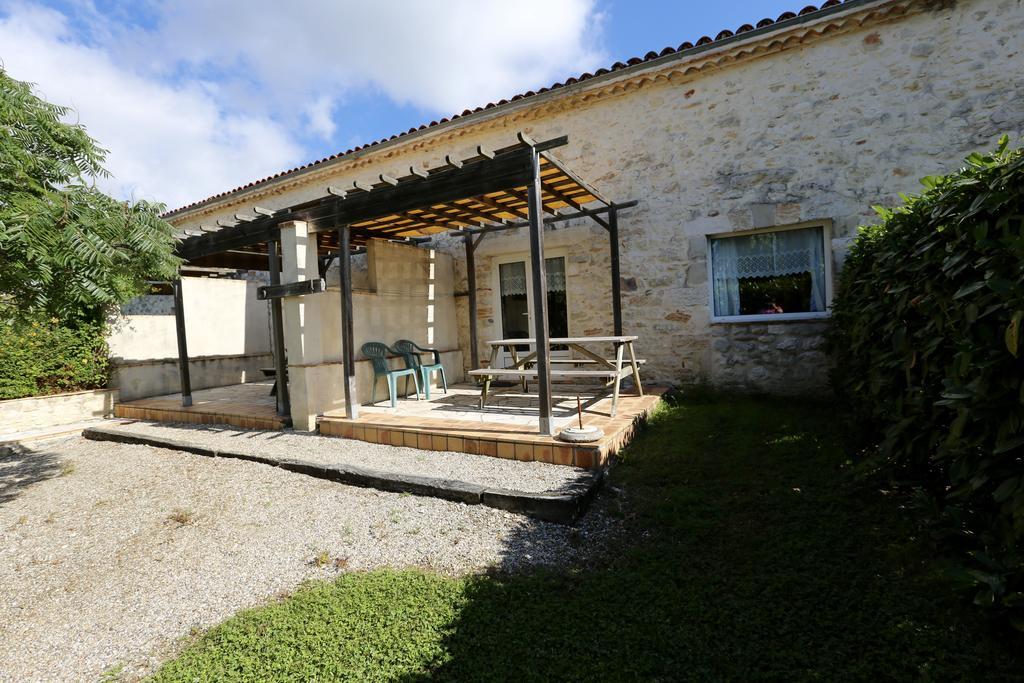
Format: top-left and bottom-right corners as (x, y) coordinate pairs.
(109, 352), (274, 401)
(0, 388), (118, 433)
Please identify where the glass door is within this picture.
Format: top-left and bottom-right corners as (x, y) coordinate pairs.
(495, 255), (569, 367)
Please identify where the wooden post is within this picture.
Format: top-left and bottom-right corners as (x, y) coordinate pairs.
(267, 239), (290, 416)
(464, 234), (480, 370)
(172, 278), (192, 407)
(338, 224), (359, 419)
(527, 148), (553, 436)
(609, 204), (623, 337)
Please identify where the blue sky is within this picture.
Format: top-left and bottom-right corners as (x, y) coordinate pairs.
(0, 0), (800, 208)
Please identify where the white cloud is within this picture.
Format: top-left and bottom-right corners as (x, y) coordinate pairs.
(0, 0), (605, 210)
(305, 95), (337, 140)
(145, 0), (606, 114)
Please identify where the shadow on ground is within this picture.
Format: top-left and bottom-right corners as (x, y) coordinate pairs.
(148, 398), (1023, 681)
(402, 398), (1023, 681)
(0, 444), (62, 505)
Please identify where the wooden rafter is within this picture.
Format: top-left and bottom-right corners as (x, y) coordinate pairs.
(174, 134), (622, 266)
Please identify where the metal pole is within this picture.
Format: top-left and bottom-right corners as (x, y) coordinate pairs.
(338, 224), (359, 418)
(464, 234), (480, 370)
(527, 149), (553, 436)
(172, 278), (192, 407)
(609, 205), (623, 337)
(267, 240), (290, 416)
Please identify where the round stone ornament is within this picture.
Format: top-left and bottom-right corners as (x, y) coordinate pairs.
(557, 426), (604, 443)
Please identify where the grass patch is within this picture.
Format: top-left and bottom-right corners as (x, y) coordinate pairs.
(98, 662), (125, 682)
(152, 397), (1022, 681)
(153, 571), (462, 681)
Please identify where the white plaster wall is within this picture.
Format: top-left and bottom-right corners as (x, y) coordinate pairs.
(283, 239), (463, 428)
(107, 277), (272, 399)
(108, 277), (270, 360)
(167, 0), (1024, 395)
(320, 241), (460, 356)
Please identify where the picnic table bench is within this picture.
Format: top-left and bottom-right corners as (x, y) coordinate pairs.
(468, 336), (643, 416)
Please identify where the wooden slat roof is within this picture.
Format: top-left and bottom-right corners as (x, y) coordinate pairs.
(175, 135), (610, 268)
(346, 154), (603, 238)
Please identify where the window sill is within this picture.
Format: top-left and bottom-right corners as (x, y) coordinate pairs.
(710, 312), (831, 325)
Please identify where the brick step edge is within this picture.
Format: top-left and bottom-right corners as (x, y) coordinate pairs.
(81, 426), (602, 524)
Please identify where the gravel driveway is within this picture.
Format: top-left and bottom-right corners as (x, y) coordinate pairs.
(0, 435), (618, 681)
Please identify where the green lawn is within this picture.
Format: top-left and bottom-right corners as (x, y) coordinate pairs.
(152, 397), (1022, 681)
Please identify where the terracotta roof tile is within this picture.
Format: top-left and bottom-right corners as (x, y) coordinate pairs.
(164, 0), (861, 217)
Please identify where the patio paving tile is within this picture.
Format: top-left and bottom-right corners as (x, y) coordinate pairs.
(114, 382), (665, 470)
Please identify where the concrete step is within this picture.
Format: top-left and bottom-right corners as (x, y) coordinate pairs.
(81, 425), (603, 524)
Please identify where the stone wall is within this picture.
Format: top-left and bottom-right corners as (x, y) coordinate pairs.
(710, 321), (830, 395)
(451, 221), (616, 368)
(166, 0), (1024, 397)
(0, 389), (118, 434)
(439, 0), (1024, 395)
(119, 294), (174, 316)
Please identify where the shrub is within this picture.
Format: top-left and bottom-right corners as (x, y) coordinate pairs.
(828, 136), (1024, 627)
(0, 317), (110, 399)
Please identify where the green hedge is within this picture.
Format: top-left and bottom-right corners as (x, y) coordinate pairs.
(0, 317), (110, 400)
(828, 137), (1024, 627)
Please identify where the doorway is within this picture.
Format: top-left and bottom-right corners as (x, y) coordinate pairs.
(493, 252), (570, 367)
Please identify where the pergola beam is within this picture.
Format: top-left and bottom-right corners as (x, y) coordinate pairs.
(526, 147), (553, 436)
(438, 201), (510, 226)
(541, 180), (609, 228)
(449, 200), (638, 236)
(506, 187), (557, 217)
(396, 211), (464, 232)
(465, 234), (480, 371)
(338, 224), (358, 419)
(172, 278), (192, 407)
(178, 217), (282, 260)
(539, 150), (611, 206)
(266, 239), (290, 416)
(472, 194), (529, 219)
(609, 206), (623, 336)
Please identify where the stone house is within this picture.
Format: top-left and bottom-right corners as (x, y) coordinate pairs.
(159, 0), (1024, 424)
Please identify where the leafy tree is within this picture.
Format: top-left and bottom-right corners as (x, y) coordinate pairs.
(0, 67), (180, 325)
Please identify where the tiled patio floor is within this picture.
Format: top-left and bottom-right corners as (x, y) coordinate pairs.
(114, 381), (665, 469)
(319, 383), (665, 469)
(113, 382), (288, 430)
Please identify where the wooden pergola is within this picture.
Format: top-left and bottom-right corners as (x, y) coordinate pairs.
(173, 134), (636, 435)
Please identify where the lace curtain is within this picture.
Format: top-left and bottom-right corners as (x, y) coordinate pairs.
(711, 226), (827, 316)
(499, 257), (566, 296)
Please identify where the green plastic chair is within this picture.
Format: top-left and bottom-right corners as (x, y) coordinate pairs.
(361, 342), (420, 408)
(394, 339), (448, 399)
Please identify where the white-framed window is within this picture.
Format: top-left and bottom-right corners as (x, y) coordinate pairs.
(707, 220), (832, 323)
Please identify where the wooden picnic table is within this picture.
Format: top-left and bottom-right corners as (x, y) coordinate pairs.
(467, 336), (643, 416)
